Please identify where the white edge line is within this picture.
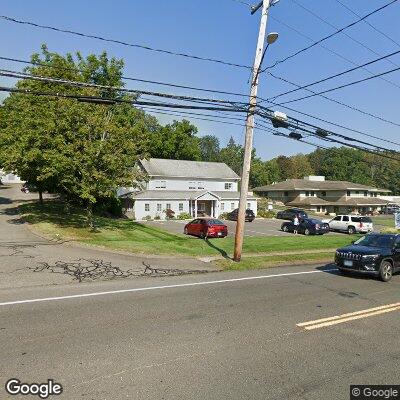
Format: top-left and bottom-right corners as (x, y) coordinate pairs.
(0, 269), (337, 307)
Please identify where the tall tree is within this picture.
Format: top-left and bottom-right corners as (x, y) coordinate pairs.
(199, 135), (220, 162)
(148, 120), (201, 161)
(0, 45), (153, 226)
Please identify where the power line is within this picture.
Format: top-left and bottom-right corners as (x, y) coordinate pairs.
(2, 60), (400, 148)
(290, 0), (400, 70)
(279, 65), (400, 105)
(0, 15), (252, 71)
(264, 0), (399, 70)
(2, 54), (400, 146)
(264, 70), (400, 138)
(269, 49), (400, 100)
(334, 0), (400, 49)
(269, 14), (400, 90)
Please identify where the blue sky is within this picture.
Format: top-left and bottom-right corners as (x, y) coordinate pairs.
(0, 0), (399, 160)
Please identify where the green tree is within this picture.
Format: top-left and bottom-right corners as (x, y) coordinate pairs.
(148, 119), (201, 161)
(199, 135), (220, 161)
(219, 137), (244, 176)
(0, 46), (153, 226)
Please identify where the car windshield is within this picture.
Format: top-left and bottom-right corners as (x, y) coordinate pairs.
(354, 235), (395, 248)
(208, 219), (224, 225)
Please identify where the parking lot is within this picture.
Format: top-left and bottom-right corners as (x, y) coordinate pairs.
(142, 218), (331, 237)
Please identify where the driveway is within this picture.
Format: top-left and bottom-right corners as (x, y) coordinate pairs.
(0, 185), (216, 290)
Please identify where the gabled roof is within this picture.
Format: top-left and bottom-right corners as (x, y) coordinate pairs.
(253, 179), (390, 192)
(139, 158), (239, 180)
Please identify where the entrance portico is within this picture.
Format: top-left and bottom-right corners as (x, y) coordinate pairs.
(189, 191), (220, 218)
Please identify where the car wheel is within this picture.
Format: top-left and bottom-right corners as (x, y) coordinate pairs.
(347, 226), (356, 234)
(184, 227), (188, 235)
(304, 228), (310, 235)
(282, 225), (289, 232)
(379, 261), (393, 282)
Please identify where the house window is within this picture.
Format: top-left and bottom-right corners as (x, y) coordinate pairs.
(197, 182), (205, 190)
(179, 203), (183, 212)
(166, 203), (171, 210)
(225, 182), (233, 190)
(155, 180), (166, 189)
(145, 203), (150, 212)
(189, 181), (196, 190)
(247, 202), (251, 209)
(317, 206), (321, 212)
(321, 191), (326, 197)
(231, 202), (235, 210)
(284, 191), (289, 197)
(364, 191), (368, 197)
(347, 191), (351, 196)
(305, 191), (310, 197)
(157, 203), (162, 212)
(198, 202), (205, 212)
(221, 203), (225, 211)
(311, 191), (315, 197)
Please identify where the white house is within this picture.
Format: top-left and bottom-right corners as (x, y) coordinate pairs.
(0, 170), (24, 184)
(119, 158), (258, 220)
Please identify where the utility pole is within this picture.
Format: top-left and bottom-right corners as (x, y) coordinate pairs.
(234, 0), (271, 261)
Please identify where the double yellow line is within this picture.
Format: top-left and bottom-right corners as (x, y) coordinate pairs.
(297, 302), (400, 330)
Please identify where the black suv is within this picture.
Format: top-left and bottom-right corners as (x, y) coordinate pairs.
(227, 209), (255, 222)
(276, 208), (308, 221)
(281, 218), (329, 235)
(335, 233), (400, 282)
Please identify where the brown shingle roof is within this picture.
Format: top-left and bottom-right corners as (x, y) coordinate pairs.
(253, 179), (390, 192)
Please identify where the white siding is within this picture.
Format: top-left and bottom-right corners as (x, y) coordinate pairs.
(135, 200), (190, 220)
(148, 177), (238, 191)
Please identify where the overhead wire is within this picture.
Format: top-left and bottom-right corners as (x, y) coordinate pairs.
(279, 64), (400, 105)
(1, 56), (399, 146)
(0, 15), (252, 71)
(269, 49), (400, 101)
(263, 0), (400, 70)
(290, 0), (400, 70)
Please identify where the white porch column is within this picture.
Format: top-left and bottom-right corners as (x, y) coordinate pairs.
(195, 199), (198, 217)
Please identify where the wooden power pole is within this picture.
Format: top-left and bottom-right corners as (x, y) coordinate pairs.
(234, 0), (271, 261)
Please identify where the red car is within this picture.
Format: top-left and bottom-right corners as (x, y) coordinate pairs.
(184, 218), (228, 238)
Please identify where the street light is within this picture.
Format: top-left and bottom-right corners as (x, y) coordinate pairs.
(267, 32), (279, 45)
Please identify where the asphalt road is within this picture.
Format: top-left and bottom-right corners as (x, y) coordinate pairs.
(1, 264), (399, 400)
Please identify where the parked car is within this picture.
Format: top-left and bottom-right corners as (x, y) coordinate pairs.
(281, 218), (330, 235)
(227, 208), (255, 222)
(276, 208), (308, 221)
(324, 215), (373, 234)
(386, 204), (400, 215)
(335, 233), (400, 282)
(184, 218), (228, 238)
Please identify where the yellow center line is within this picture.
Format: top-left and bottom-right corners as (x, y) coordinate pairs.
(297, 302), (400, 330)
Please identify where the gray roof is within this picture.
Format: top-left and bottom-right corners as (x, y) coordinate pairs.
(128, 190), (257, 200)
(253, 179), (390, 192)
(139, 158), (239, 179)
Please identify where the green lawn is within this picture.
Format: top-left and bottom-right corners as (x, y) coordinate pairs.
(372, 216), (396, 228)
(19, 201), (358, 258)
(217, 252), (333, 271)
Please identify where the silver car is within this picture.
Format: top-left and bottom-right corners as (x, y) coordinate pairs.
(325, 215), (374, 234)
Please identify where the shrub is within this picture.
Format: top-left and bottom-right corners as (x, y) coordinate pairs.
(219, 212), (229, 220)
(94, 196), (123, 217)
(142, 215), (152, 221)
(154, 214), (161, 220)
(177, 212), (192, 220)
(165, 209), (175, 219)
(258, 210), (276, 218)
